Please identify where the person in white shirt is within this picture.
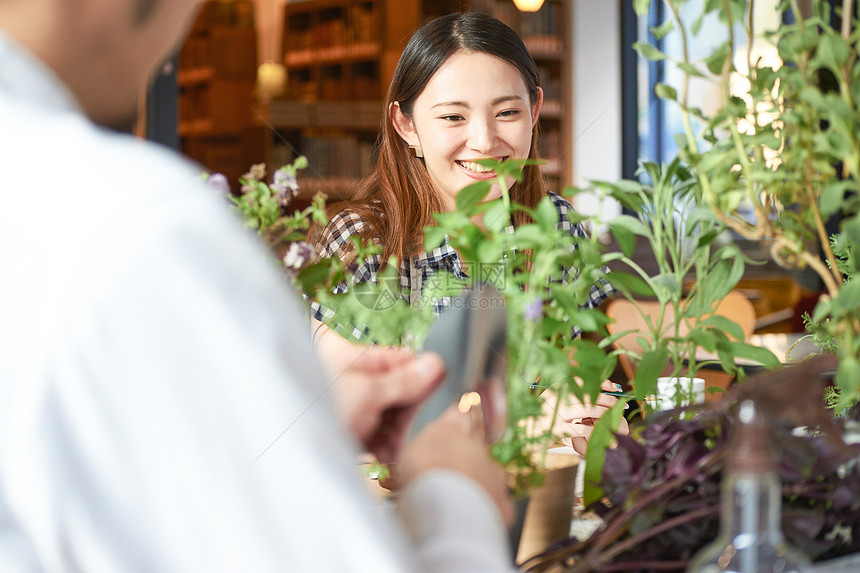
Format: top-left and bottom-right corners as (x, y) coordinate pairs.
(0, 1), (517, 571)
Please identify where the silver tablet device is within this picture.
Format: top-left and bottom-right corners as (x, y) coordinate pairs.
(408, 283), (508, 443)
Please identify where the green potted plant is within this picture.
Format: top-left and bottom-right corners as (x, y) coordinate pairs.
(518, 0), (860, 569)
(632, 0), (860, 407)
(223, 156), (769, 493)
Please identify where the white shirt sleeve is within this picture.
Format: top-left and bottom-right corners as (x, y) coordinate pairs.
(398, 471), (519, 573)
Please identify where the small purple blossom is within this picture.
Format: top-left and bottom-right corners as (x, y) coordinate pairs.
(523, 298), (543, 321)
(272, 167), (300, 206)
(283, 241), (314, 270)
(206, 173), (230, 196)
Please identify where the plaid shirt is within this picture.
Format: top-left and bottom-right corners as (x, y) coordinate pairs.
(309, 192), (615, 339)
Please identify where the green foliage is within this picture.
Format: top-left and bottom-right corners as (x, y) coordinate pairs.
(590, 158), (777, 398)
(644, 0), (860, 408)
(300, 153), (771, 492)
(583, 398), (631, 507)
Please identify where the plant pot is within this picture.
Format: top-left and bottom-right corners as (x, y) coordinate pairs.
(511, 448), (580, 565)
(649, 376), (706, 411)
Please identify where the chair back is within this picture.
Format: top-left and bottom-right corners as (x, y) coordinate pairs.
(605, 290), (756, 384)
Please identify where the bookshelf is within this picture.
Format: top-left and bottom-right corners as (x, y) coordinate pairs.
(261, 0), (571, 202)
(177, 0), (265, 188)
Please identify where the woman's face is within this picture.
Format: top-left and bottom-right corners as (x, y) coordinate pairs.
(393, 51), (542, 211)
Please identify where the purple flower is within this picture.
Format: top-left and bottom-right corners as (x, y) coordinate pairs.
(523, 297), (543, 321)
(283, 241), (314, 270)
(272, 167), (299, 206)
(206, 173), (230, 196)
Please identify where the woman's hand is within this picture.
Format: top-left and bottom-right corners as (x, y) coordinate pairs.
(536, 380), (630, 455)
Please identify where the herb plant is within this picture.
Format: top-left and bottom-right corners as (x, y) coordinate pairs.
(585, 157), (779, 400)
(632, 0), (860, 408)
(214, 150), (776, 495)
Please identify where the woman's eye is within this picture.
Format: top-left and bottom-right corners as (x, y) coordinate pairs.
(440, 114), (464, 122)
(498, 109), (521, 118)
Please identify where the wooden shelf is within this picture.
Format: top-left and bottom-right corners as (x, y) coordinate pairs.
(263, 100), (382, 130)
(178, 118), (215, 136)
(523, 36), (564, 58)
(177, 66), (214, 86)
(540, 99), (563, 119)
(176, 1), (260, 186)
(285, 42), (381, 67)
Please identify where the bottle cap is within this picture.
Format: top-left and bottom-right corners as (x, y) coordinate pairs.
(728, 400), (774, 474)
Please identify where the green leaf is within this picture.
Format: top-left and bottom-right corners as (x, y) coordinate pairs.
(651, 19), (674, 40)
(820, 181), (853, 217)
(455, 181), (491, 214)
(705, 43), (731, 74)
(482, 199), (510, 233)
(836, 356), (860, 399)
(582, 399), (629, 507)
(476, 239), (501, 265)
(423, 226), (447, 251)
(568, 308), (611, 333)
(633, 42), (666, 61)
(535, 196), (559, 231)
(715, 339), (740, 375)
(608, 213), (651, 237)
(633, 347), (669, 398)
(691, 13), (704, 36)
(844, 216), (860, 271)
(697, 149), (732, 174)
(655, 82), (678, 101)
(701, 315), (745, 342)
(830, 279), (860, 315)
(512, 224), (549, 247)
(816, 34), (850, 72)
(726, 341), (781, 369)
(689, 328), (718, 352)
(569, 339), (615, 385)
(684, 206), (719, 235)
(605, 271), (655, 297)
(652, 273), (681, 301)
(811, 295), (832, 323)
(699, 256), (744, 304)
(677, 61), (705, 78)
(609, 223), (635, 257)
(295, 259), (340, 297)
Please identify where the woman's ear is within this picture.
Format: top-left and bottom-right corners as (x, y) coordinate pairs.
(531, 87), (544, 128)
(390, 101), (418, 146)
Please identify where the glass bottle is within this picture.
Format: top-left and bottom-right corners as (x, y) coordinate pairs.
(687, 401), (809, 573)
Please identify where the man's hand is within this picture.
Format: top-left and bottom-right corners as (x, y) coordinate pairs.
(397, 407), (515, 526)
(334, 345), (446, 463)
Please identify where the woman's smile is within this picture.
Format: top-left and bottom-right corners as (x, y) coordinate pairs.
(456, 157), (508, 179)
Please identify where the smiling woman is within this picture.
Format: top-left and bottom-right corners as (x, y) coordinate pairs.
(315, 12), (546, 265)
(311, 12), (617, 464)
(308, 12), (614, 341)
(308, 14), (617, 447)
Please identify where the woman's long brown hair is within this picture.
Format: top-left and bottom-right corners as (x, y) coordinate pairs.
(324, 12), (547, 263)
